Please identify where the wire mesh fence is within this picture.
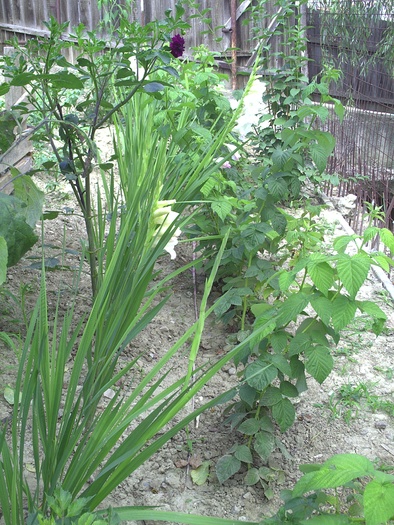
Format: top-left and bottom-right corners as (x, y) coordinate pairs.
(307, 0), (394, 236)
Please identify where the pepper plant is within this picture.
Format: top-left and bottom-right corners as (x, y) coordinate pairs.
(0, 3), (191, 296)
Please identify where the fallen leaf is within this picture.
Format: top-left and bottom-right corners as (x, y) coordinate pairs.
(191, 461), (211, 486)
(4, 386), (21, 405)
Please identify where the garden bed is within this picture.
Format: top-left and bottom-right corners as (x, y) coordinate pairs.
(0, 158), (393, 524)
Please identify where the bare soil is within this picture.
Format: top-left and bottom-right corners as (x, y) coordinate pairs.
(1, 148), (393, 524)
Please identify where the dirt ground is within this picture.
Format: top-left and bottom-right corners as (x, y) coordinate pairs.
(0, 142), (394, 524)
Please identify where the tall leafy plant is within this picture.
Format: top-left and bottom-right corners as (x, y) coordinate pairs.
(0, 4), (190, 296)
(0, 135), (257, 524)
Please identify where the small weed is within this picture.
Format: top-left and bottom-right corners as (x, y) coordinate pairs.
(374, 365), (394, 380)
(327, 382), (394, 422)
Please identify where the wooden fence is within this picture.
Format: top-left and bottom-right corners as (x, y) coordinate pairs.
(1, 0), (393, 230)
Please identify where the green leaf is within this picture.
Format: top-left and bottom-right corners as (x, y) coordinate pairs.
(300, 516), (350, 524)
(49, 71), (84, 89)
(310, 144), (330, 173)
(307, 261), (335, 296)
(260, 386), (282, 406)
(0, 193), (38, 266)
(245, 360), (277, 390)
(331, 295), (358, 331)
(293, 454), (375, 497)
(254, 431), (276, 461)
(356, 300), (386, 321)
(234, 445), (253, 463)
(336, 253), (371, 298)
(215, 455), (241, 484)
(276, 293), (309, 326)
(364, 479), (394, 525)
(310, 296), (332, 325)
(239, 384), (257, 408)
(13, 175), (44, 228)
(280, 381), (299, 398)
(271, 398), (295, 432)
(4, 386), (21, 405)
(241, 223), (269, 252)
(266, 177), (288, 200)
(379, 228), (394, 254)
(289, 332), (313, 357)
(237, 418), (261, 435)
(272, 147), (293, 169)
(305, 345), (333, 384)
(191, 461), (211, 486)
(211, 199), (232, 221)
(0, 236), (7, 285)
(269, 353), (293, 376)
(278, 270), (296, 291)
(143, 81), (164, 93)
(0, 82), (10, 95)
(244, 468), (260, 486)
(333, 235), (358, 253)
(214, 287), (253, 317)
(271, 331), (289, 352)
(356, 300), (387, 335)
(259, 416), (275, 433)
(10, 72), (36, 86)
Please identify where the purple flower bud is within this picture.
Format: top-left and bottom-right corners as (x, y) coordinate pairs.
(170, 34), (185, 58)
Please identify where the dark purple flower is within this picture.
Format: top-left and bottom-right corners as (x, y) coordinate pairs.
(170, 34), (185, 58)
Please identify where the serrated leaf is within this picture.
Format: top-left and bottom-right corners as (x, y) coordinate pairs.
(310, 144), (330, 173)
(357, 300), (387, 336)
(293, 454), (375, 497)
(276, 293), (309, 326)
(333, 234), (358, 253)
(234, 445), (253, 463)
(305, 345), (333, 384)
(336, 253), (370, 298)
(266, 177), (288, 200)
(237, 418), (261, 435)
(200, 177), (216, 197)
(356, 300), (386, 320)
(269, 353), (293, 376)
(216, 455), (241, 484)
(191, 461), (211, 486)
(271, 398), (295, 432)
(363, 226), (380, 243)
(271, 331), (289, 352)
(272, 147), (293, 169)
(244, 468), (260, 486)
(278, 270), (296, 291)
(310, 295), (332, 325)
(260, 386), (282, 406)
(308, 261), (335, 296)
(363, 479), (394, 525)
(239, 384), (257, 408)
(280, 381), (299, 398)
(259, 416), (275, 432)
(211, 199), (232, 221)
(331, 295), (358, 331)
(244, 360), (277, 390)
(379, 228), (394, 254)
(289, 332), (312, 357)
(254, 431), (276, 461)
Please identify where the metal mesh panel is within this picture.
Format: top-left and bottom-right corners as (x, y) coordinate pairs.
(307, 1), (394, 234)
